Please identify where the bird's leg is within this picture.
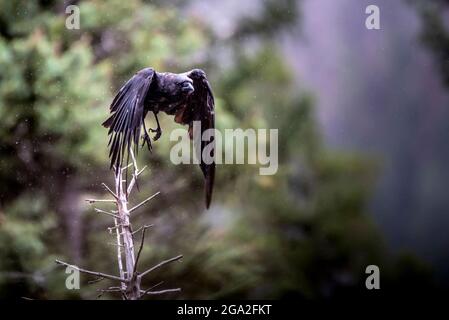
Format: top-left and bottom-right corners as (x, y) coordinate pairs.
(141, 120), (152, 151)
(149, 111), (162, 141)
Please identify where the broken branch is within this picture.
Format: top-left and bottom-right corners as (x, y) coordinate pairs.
(94, 207), (121, 220)
(138, 254), (183, 279)
(129, 192), (160, 213)
(55, 259), (126, 283)
(102, 183), (118, 199)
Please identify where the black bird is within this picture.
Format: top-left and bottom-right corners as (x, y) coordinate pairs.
(102, 68), (215, 208)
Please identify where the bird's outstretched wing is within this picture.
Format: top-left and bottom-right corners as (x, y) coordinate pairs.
(102, 68), (154, 171)
(176, 69), (215, 208)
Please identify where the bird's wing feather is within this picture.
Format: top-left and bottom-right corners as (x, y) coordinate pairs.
(182, 70), (215, 208)
(102, 68), (154, 171)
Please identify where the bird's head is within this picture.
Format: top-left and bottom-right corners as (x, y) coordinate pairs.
(159, 72), (194, 100)
(187, 68), (206, 80)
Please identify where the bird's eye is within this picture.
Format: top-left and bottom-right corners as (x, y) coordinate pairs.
(180, 81), (194, 94)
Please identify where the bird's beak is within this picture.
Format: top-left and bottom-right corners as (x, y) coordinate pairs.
(182, 82), (194, 94)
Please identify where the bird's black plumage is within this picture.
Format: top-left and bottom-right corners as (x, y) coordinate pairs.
(102, 68), (215, 208)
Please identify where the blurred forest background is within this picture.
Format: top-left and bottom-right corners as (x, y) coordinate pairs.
(0, 0), (447, 299)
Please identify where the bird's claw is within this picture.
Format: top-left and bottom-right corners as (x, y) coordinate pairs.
(150, 128), (162, 141)
(141, 132), (152, 151)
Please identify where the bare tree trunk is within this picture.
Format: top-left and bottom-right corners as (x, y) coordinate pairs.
(56, 152), (182, 300)
(114, 165), (139, 299)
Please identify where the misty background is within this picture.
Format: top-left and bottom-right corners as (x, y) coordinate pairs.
(192, 0), (449, 282)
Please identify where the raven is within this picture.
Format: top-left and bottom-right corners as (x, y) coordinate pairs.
(102, 68), (215, 208)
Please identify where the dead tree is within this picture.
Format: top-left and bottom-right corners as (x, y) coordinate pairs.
(56, 151), (182, 300)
